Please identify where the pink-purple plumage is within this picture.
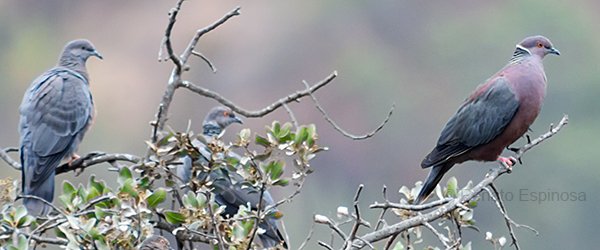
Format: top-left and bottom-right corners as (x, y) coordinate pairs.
(415, 36), (559, 204)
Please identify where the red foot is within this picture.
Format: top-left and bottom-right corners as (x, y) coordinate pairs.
(497, 156), (517, 171)
(68, 153), (81, 166)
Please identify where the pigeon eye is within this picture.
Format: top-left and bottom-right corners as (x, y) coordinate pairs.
(223, 111), (229, 117)
(536, 42), (543, 48)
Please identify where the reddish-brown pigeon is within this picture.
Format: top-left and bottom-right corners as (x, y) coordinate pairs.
(415, 35), (559, 204)
(19, 39), (102, 215)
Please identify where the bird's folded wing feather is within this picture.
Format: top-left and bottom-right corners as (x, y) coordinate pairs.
(422, 77), (519, 168)
(21, 69), (93, 183)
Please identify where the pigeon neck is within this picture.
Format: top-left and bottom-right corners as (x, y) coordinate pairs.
(203, 123), (223, 137)
(59, 56), (89, 80)
(509, 46), (531, 64)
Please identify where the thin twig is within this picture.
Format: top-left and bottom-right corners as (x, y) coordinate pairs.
(374, 185), (389, 231)
(515, 115), (568, 159)
(422, 221), (451, 248)
(318, 241), (334, 250)
(204, 191), (225, 250)
(154, 220), (211, 244)
(16, 194), (67, 218)
(298, 222), (316, 250)
(160, 0), (185, 72)
(151, 5), (241, 142)
(0, 147), (20, 170)
(370, 198), (453, 211)
(191, 50), (217, 73)
(283, 103), (299, 128)
(179, 7), (241, 67)
(302, 80), (394, 140)
(56, 152), (141, 175)
(484, 186), (520, 250)
(179, 71), (337, 118)
(2, 150), (140, 175)
(1, 229), (69, 246)
(345, 184), (364, 249)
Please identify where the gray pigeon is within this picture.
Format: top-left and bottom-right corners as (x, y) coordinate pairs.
(19, 39), (102, 215)
(177, 106), (287, 249)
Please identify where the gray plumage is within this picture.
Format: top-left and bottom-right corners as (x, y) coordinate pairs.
(177, 106), (287, 249)
(19, 39), (102, 215)
(139, 235), (171, 250)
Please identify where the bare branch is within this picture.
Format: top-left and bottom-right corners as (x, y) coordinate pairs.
(298, 222), (317, 250)
(159, 0), (185, 72)
(318, 241), (334, 250)
(485, 184), (538, 250)
(0, 147), (20, 170)
(302, 80), (394, 140)
(370, 198), (453, 211)
(154, 220), (211, 244)
(314, 214), (348, 242)
(345, 184), (365, 249)
(374, 185), (389, 231)
(0, 229), (69, 246)
(515, 114), (568, 159)
(283, 103), (299, 128)
(191, 50), (217, 73)
(422, 221), (451, 248)
(56, 152), (141, 175)
(180, 71), (337, 118)
(179, 7), (241, 67)
(348, 115), (568, 249)
(151, 5), (241, 142)
(2, 149), (139, 176)
(16, 194), (67, 218)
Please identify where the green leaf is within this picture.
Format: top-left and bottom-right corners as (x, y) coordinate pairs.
(183, 191), (198, 208)
(89, 176), (106, 194)
(164, 211), (186, 224)
(147, 188), (167, 209)
(255, 135), (270, 147)
(118, 167), (133, 185)
(119, 179), (138, 198)
(392, 241), (404, 250)
(157, 132), (174, 147)
(226, 156), (240, 167)
(63, 181), (76, 195)
(273, 179), (289, 186)
(447, 177), (458, 197)
(265, 160), (284, 180)
(272, 121), (281, 135)
(139, 177), (151, 190)
(294, 127), (309, 145)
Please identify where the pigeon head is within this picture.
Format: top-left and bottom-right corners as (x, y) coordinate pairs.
(203, 106), (243, 136)
(516, 35), (560, 58)
(62, 39), (103, 63)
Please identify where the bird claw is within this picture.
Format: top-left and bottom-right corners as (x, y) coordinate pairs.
(498, 156), (517, 172)
(506, 146), (520, 153)
(68, 154), (81, 166)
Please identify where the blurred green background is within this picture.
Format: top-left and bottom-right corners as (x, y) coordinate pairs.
(0, 0), (598, 249)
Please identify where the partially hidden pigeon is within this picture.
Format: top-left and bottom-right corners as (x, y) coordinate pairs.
(177, 106), (288, 249)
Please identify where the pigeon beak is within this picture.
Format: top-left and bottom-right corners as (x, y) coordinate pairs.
(92, 50), (103, 60)
(233, 116), (243, 124)
(547, 47), (560, 56)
